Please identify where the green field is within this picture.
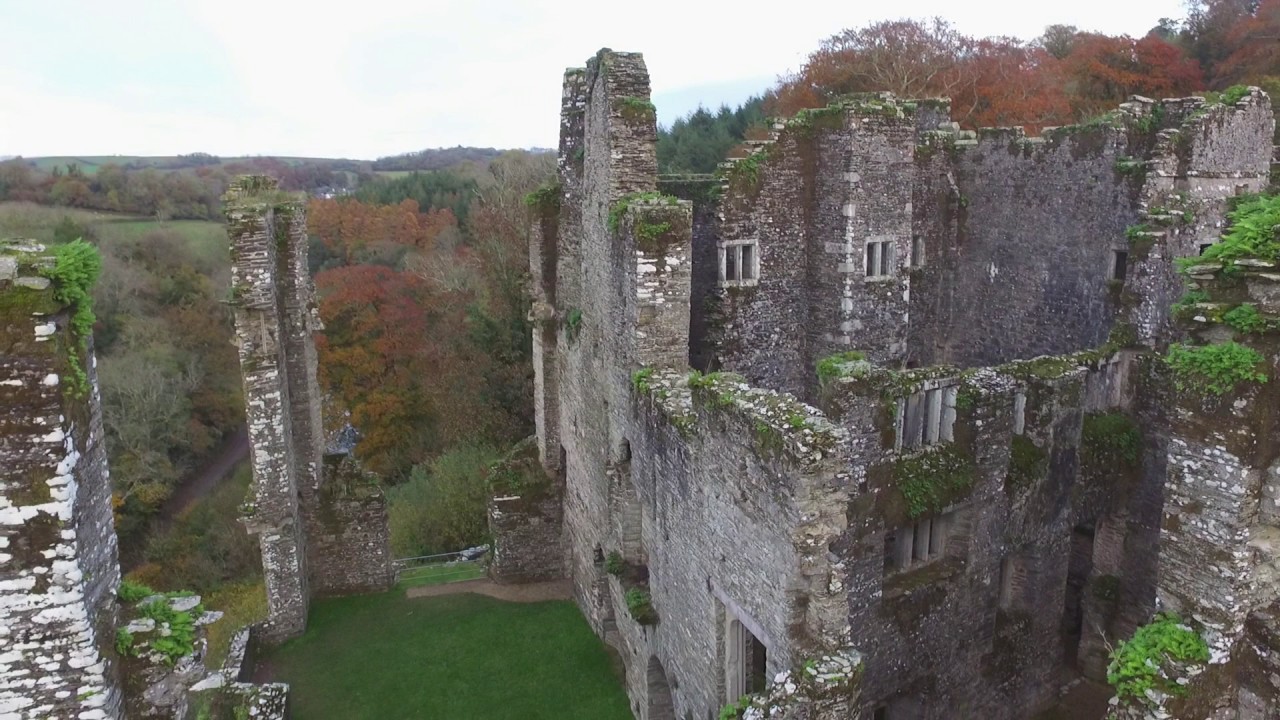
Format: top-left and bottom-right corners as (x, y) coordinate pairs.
(262, 592), (632, 720)
(0, 201), (227, 266)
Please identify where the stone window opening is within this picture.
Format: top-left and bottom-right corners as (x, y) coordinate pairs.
(1199, 242), (1215, 256)
(865, 239), (894, 278)
(885, 510), (956, 573)
(724, 614), (768, 701)
(1111, 250), (1128, 281)
(1013, 392), (1027, 435)
(910, 236), (925, 268)
(719, 240), (758, 287)
(896, 384), (957, 451)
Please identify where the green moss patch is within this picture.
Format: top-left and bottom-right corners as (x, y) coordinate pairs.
(523, 183), (561, 217)
(816, 350), (868, 384)
(606, 191), (678, 234)
(893, 444), (976, 518)
(1081, 412), (1141, 468)
(1005, 435), (1047, 498)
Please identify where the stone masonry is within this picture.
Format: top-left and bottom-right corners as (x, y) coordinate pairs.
(224, 177), (392, 644)
(514, 48), (1280, 720)
(1, 240), (122, 719)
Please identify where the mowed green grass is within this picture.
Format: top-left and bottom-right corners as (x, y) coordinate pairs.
(263, 592), (633, 720)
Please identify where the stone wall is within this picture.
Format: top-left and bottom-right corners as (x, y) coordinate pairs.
(225, 178), (311, 643)
(487, 441), (564, 584)
(529, 53), (1279, 720)
(0, 240), (123, 719)
(225, 176), (394, 643)
(308, 455), (393, 596)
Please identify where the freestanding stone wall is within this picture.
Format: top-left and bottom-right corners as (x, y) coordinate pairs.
(225, 177), (392, 643)
(0, 240), (122, 719)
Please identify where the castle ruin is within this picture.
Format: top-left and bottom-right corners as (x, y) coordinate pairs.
(499, 48), (1280, 719)
(0, 240), (122, 719)
(224, 176), (394, 643)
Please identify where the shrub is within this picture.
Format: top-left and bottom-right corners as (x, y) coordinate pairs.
(625, 588), (657, 625)
(1224, 303), (1273, 334)
(388, 444), (499, 557)
(604, 551), (625, 576)
(138, 598), (203, 665)
(1178, 193), (1280, 272)
(719, 696), (753, 720)
(1165, 342), (1268, 396)
(115, 628), (135, 657)
(1108, 613), (1208, 705)
(118, 580), (155, 604)
(39, 239), (102, 397)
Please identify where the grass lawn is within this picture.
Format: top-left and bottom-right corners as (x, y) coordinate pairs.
(262, 592), (632, 720)
(395, 562), (487, 590)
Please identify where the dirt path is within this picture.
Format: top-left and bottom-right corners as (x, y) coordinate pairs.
(162, 426), (249, 518)
(121, 427), (250, 571)
(406, 579), (572, 603)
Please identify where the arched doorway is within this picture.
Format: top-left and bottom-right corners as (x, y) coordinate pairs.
(646, 655), (675, 720)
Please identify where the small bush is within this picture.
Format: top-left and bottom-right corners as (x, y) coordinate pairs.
(1178, 193), (1280, 272)
(625, 588), (657, 625)
(115, 628), (135, 657)
(118, 580), (155, 604)
(605, 551), (625, 576)
(719, 696), (753, 720)
(1165, 342), (1268, 396)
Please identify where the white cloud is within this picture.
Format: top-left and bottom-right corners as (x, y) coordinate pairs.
(0, 0), (1188, 158)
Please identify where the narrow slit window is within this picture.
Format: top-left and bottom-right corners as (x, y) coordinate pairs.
(724, 247), (737, 282)
(740, 244), (755, 280)
(911, 236), (925, 268)
(1112, 250), (1128, 281)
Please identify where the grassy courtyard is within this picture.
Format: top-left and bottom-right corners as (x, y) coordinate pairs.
(261, 591), (632, 720)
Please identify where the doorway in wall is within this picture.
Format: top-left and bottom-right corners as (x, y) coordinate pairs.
(1062, 522), (1096, 667)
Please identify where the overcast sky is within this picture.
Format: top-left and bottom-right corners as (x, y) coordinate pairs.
(0, 0), (1188, 159)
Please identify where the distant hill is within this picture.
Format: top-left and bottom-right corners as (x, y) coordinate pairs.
(371, 146), (508, 172)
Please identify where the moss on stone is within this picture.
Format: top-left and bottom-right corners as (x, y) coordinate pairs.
(1005, 435), (1047, 498)
(606, 191), (678, 234)
(893, 444), (976, 518)
(815, 350), (868, 384)
(1082, 412), (1141, 468)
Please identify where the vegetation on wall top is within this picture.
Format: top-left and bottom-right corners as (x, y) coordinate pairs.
(1108, 613), (1208, 706)
(40, 238), (102, 397)
(1165, 341), (1268, 396)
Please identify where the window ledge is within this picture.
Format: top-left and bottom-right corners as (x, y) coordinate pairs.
(719, 279), (759, 289)
(882, 556), (964, 601)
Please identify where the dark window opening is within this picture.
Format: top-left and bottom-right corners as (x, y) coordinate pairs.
(1112, 250), (1128, 281)
(1199, 243), (1215, 256)
(740, 244), (755, 280)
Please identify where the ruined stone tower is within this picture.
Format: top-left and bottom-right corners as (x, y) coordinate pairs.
(224, 176), (392, 644)
(510, 48), (1280, 719)
(0, 240), (122, 719)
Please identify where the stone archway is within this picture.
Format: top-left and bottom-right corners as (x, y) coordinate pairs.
(646, 655), (676, 720)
